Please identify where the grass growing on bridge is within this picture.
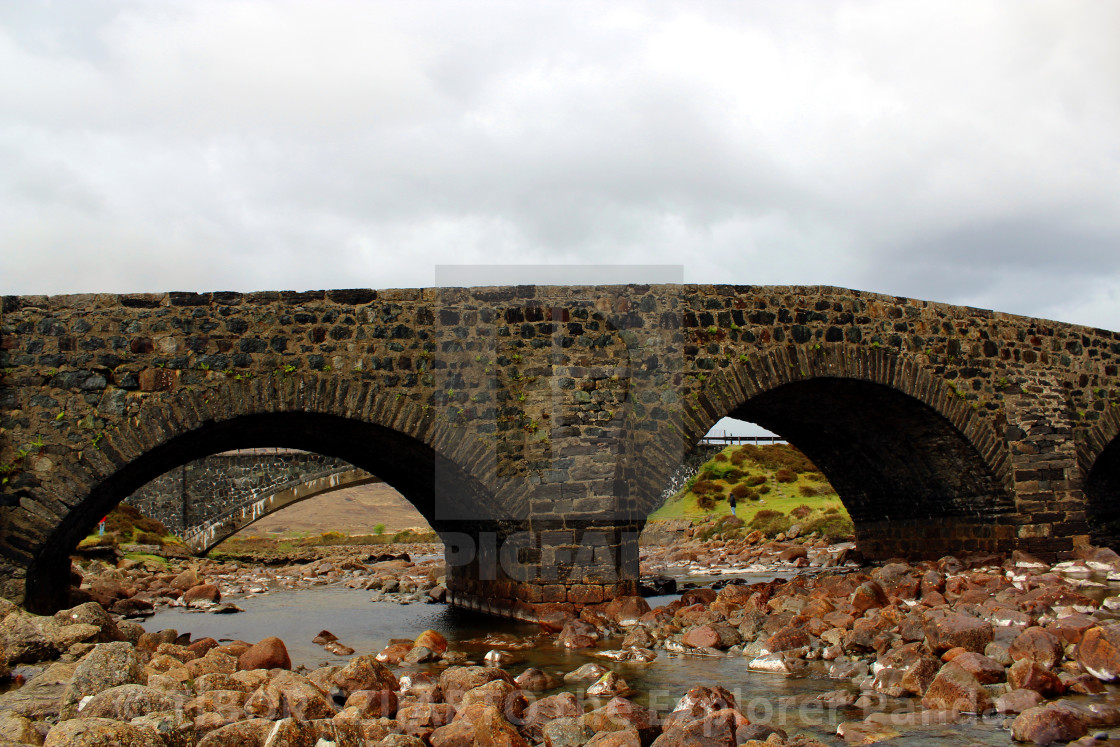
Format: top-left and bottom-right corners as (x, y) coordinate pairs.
(650, 443), (853, 539)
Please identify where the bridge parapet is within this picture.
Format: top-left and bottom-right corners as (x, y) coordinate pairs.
(2, 284), (1119, 614)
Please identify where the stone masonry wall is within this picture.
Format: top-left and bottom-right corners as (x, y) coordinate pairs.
(2, 284), (1120, 613)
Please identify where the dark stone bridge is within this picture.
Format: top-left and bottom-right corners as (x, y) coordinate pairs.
(2, 284), (1119, 616)
(124, 448), (378, 553)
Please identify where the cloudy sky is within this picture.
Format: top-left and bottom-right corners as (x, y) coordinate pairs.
(2, 1), (1118, 330)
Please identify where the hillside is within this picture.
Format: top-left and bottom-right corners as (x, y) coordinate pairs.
(230, 482), (432, 538)
(649, 442), (854, 540)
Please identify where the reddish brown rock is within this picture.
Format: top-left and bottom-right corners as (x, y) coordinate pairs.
(397, 703), (458, 740)
(183, 584), (221, 607)
(764, 626), (811, 653)
(1008, 659), (1064, 697)
(522, 692), (583, 742)
(682, 625), (721, 649)
(237, 637), (290, 671)
(679, 588), (717, 607)
(331, 655), (399, 697)
(850, 581), (890, 615)
(1009, 626), (1064, 669)
(1076, 624), (1120, 681)
(604, 597), (652, 627)
(948, 652), (1006, 684)
(582, 697), (659, 746)
(921, 662), (993, 714)
(415, 630), (449, 655)
(923, 611), (994, 654)
(653, 708), (742, 747)
(1010, 705), (1088, 745)
(344, 689), (399, 718)
(995, 688), (1044, 714)
(439, 666), (514, 707)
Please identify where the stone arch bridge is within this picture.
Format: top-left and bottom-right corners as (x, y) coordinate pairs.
(124, 448), (380, 554)
(2, 284), (1119, 616)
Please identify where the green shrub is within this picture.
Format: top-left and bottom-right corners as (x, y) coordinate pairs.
(713, 453), (728, 462)
(697, 494), (717, 510)
(746, 474), (767, 486)
(748, 509), (791, 536)
(775, 468), (796, 483)
(790, 504), (813, 519)
(373, 523), (386, 535)
(800, 512), (854, 541)
(758, 485), (771, 494)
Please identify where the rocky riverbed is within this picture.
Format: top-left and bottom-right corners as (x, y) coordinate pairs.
(5, 537), (1120, 745)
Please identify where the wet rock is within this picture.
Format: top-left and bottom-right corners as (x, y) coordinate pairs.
(763, 626), (811, 653)
(312, 630), (338, 645)
(923, 611), (994, 654)
(377, 641), (415, 664)
(80, 684), (178, 721)
(1009, 626), (1064, 669)
(542, 717), (594, 747)
(652, 708), (742, 747)
(920, 662), (992, 714)
(439, 666), (514, 707)
(586, 672), (632, 698)
(60, 642), (147, 720)
(564, 667), (609, 685)
(43, 718), (162, 747)
(237, 636), (290, 671)
(522, 692), (583, 742)
(582, 697), (660, 746)
(345, 689), (398, 718)
(415, 629), (449, 655)
(1008, 658), (1064, 697)
(680, 588), (717, 607)
(604, 597), (651, 627)
(397, 703), (457, 739)
(484, 649), (518, 666)
(1010, 705), (1088, 745)
(621, 627), (656, 650)
(836, 719), (901, 744)
(1076, 624), (1120, 681)
(948, 652), (1006, 684)
(399, 672), (442, 701)
(850, 581), (890, 614)
(112, 598), (155, 618)
(515, 667), (562, 692)
(995, 688), (1044, 714)
(586, 728), (641, 747)
(663, 685), (737, 729)
(460, 679), (527, 722)
(405, 645), (438, 664)
(899, 656), (941, 696)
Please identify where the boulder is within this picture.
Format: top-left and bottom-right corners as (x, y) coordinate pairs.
(920, 662), (992, 714)
(60, 642), (147, 720)
(459, 679), (527, 722)
(522, 692), (584, 742)
(542, 717), (593, 747)
(995, 688), (1043, 714)
(182, 584), (221, 607)
(1009, 626), (1064, 669)
(651, 708), (742, 747)
(238, 637), (290, 671)
(244, 671), (335, 720)
(582, 697), (659, 746)
(850, 581), (890, 614)
(1076, 624), (1120, 681)
(414, 630), (449, 655)
(1007, 658), (1064, 697)
(514, 667), (562, 692)
(923, 611), (994, 654)
(44, 718), (162, 746)
(586, 672), (631, 698)
(1010, 705), (1088, 745)
(80, 684), (179, 721)
(397, 703), (458, 740)
(947, 652), (1006, 684)
(332, 654), (399, 696)
(604, 597), (651, 627)
(344, 690), (399, 718)
(439, 666), (514, 707)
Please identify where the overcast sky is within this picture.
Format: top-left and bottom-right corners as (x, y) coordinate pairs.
(2, 1), (1118, 331)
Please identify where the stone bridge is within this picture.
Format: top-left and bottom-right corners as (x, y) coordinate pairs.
(3, 284), (1120, 617)
(124, 448), (378, 554)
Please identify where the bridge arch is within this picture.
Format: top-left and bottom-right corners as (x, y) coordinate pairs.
(1081, 411), (1120, 549)
(22, 376), (501, 612)
(633, 345), (1017, 558)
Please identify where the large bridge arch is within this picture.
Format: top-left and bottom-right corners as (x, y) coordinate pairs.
(1081, 411), (1120, 548)
(628, 345), (1017, 558)
(20, 377), (504, 612)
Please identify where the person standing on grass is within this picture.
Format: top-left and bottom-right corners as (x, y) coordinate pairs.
(729, 493), (737, 517)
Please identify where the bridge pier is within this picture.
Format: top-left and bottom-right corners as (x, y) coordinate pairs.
(442, 521), (642, 619)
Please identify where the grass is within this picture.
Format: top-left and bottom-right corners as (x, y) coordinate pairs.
(650, 443), (853, 540)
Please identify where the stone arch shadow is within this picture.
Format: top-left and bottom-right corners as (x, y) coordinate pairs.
(628, 345), (1017, 559)
(1080, 412), (1120, 549)
(23, 377), (504, 613)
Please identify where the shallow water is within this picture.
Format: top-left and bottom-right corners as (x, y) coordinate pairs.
(140, 583), (1052, 745)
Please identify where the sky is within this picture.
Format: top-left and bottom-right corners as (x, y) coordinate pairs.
(2, 1), (1119, 335)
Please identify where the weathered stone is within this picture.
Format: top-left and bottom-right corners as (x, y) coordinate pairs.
(60, 642), (147, 720)
(244, 670), (335, 720)
(1076, 624), (1120, 681)
(923, 611), (994, 654)
(43, 718), (162, 747)
(1007, 658), (1064, 697)
(439, 666), (513, 707)
(80, 684), (179, 721)
(1009, 626), (1064, 669)
(920, 662), (993, 714)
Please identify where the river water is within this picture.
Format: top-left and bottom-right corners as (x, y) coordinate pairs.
(141, 581), (1042, 745)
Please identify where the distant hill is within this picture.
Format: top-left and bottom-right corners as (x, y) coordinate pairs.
(230, 482), (431, 538)
(650, 442), (850, 527)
